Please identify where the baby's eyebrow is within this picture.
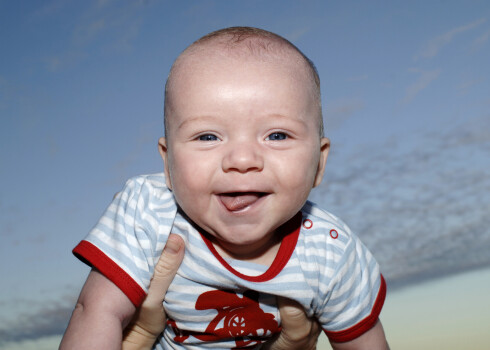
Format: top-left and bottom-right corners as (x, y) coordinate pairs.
(176, 115), (219, 130)
(264, 113), (310, 127)
(266, 113), (304, 121)
(176, 113), (310, 130)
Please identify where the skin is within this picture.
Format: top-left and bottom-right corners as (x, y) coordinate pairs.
(122, 234), (185, 350)
(122, 234), (322, 350)
(159, 47), (329, 263)
(59, 46), (327, 349)
(59, 270), (136, 350)
(159, 42), (389, 349)
(60, 235), (323, 350)
(61, 38), (389, 350)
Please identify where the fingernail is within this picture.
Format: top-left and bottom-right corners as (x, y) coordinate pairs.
(165, 235), (182, 254)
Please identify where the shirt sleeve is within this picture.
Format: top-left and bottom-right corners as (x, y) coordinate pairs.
(318, 231), (386, 343)
(73, 175), (177, 306)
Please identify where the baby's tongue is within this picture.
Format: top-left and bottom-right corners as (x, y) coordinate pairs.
(220, 193), (261, 211)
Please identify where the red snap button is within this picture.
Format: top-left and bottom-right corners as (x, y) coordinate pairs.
(302, 219), (313, 229)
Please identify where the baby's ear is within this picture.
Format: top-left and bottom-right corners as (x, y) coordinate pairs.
(158, 137), (173, 190)
(313, 137), (330, 188)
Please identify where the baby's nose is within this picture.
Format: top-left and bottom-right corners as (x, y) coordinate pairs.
(221, 142), (264, 173)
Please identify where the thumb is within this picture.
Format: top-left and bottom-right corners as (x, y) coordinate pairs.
(277, 297), (313, 342)
(263, 297), (320, 350)
(145, 234), (185, 306)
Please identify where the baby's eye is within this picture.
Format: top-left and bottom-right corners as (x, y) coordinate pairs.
(266, 132), (288, 141)
(198, 134), (218, 141)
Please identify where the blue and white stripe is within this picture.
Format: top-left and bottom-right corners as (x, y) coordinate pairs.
(81, 173), (383, 349)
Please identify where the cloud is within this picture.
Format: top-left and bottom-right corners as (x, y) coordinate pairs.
(0, 335), (62, 350)
(310, 115), (490, 289)
(41, 1), (149, 72)
(28, 0), (69, 20)
(0, 295), (75, 344)
(471, 28), (490, 52)
(401, 68), (441, 104)
(72, 18), (106, 47)
(323, 98), (364, 130)
(458, 78), (482, 94)
(415, 18), (486, 60)
(287, 26), (312, 42)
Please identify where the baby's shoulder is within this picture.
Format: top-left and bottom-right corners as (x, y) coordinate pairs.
(298, 201), (356, 252)
(117, 173), (175, 213)
(124, 172), (168, 189)
(121, 173), (171, 196)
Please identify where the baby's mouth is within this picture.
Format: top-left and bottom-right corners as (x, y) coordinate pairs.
(218, 192), (268, 212)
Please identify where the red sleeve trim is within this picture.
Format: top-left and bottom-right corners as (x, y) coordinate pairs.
(73, 240), (146, 307)
(324, 274), (387, 343)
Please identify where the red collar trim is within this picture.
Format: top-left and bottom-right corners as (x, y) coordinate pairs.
(199, 212), (301, 282)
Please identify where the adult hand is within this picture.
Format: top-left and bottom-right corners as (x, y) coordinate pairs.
(122, 234), (185, 350)
(122, 234), (320, 350)
(263, 297), (321, 350)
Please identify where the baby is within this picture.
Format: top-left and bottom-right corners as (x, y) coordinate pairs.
(61, 27), (388, 349)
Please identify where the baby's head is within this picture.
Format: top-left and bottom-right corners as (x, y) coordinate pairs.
(164, 27), (324, 138)
(159, 27), (330, 260)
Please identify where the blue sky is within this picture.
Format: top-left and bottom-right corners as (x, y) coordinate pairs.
(1, 0), (489, 347)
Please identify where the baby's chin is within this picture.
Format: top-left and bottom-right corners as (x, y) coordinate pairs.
(196, 225), (275, 259)
(179, 206), (287, 259)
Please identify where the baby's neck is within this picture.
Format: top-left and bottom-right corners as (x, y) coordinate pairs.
(212, 236), (282, 266)
(197, 212), (302, 280)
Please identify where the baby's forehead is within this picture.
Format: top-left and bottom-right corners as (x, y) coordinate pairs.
(181, 39), (305, 69)
(164, 32), (323, 137)
(170, 41), (313, 94)
(168, 50), (316, 115)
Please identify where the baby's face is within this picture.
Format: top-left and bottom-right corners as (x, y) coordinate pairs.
(160, 49), (329, 259)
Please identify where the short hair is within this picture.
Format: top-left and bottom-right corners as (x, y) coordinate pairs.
(164, 26), (323, 137)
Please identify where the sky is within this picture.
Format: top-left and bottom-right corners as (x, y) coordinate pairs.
(1, 0), (489, 348)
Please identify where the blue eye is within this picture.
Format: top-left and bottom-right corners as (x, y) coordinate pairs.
(267, 132), (287, 141)
(198, 134), (218, 141)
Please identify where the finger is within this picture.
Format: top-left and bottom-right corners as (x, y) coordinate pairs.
(277, 297), (312, 340)
(145, 234), (185, 306)
(264, 297), (320, 350)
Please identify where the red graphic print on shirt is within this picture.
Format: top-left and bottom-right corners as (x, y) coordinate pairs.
(169, 289), (280, 349)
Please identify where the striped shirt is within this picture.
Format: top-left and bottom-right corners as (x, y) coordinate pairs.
(73, 173), (385, 349)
